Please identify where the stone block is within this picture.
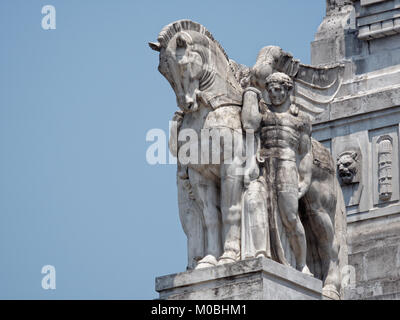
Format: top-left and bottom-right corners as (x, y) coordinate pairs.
(365, 245), (398, 280)
(156, 258), (323, 300)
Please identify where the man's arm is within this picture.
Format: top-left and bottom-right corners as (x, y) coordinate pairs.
(242, 87), (262, 132)
(298, 129), (313, 199)
(241, 88), (262, 186)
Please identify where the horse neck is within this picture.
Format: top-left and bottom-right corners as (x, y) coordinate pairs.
(199, 60), (242, 109)
(181, 101), (211, 133)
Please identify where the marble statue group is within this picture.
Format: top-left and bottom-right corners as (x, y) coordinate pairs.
(150, 20), (348, 299)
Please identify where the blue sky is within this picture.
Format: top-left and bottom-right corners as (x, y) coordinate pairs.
(0, 0), (325, 299)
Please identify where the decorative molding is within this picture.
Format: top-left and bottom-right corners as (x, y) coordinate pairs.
(357, 1), (400, 40)
(358, 17), (400, 40)
(377, 135), (393, 201)
(370, 127), (399, 206)
(361, 0), (390, 6)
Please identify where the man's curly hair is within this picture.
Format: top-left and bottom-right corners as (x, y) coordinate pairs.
(265, 72), (294, 91)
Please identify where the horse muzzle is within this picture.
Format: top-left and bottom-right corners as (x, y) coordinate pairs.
(178, 93), (199, 113)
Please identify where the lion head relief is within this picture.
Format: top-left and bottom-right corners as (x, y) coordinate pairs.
(337, 151), (361, 185)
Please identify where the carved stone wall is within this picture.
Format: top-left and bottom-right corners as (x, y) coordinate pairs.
(312, 0), (400, 299)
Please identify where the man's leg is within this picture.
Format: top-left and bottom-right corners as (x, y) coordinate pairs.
(276, 162), (311, 274)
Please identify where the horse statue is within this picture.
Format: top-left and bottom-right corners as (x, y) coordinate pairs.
(150, 21), (348, 299)
(149, 20), (245, 269)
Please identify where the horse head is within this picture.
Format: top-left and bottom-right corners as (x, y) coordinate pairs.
(149, 20), (242, 113)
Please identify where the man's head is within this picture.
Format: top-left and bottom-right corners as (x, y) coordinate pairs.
(265, 72), (294, 106)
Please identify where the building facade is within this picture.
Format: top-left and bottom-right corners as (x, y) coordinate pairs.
(311, 0), (400, 299)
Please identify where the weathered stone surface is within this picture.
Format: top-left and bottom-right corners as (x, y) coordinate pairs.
(150, 18), (347, 300)
(156, 258), (323, 300)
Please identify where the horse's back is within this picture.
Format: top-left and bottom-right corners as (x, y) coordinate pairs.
(203, 106), (242, 131)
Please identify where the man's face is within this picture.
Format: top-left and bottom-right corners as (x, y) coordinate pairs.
(267, 83), (288, 106)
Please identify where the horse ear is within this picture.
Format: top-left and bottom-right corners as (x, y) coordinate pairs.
(149, 42), (161, 52)
(176, 34), (187, 48)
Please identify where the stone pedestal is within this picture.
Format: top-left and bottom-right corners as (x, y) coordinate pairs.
(155, 258), (323, 300)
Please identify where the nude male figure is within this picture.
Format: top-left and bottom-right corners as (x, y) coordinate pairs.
(243, 72), (313, 274)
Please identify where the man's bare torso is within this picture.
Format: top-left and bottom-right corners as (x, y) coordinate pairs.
(259, 109), (311, 162)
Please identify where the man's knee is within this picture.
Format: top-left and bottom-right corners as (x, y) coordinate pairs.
(278, 192), (300, 227)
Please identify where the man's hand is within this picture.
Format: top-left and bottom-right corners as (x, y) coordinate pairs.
(298, 182), (308, 200)
(244, 157), (260, 187)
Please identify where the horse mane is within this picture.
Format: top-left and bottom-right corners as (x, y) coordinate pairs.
(157, 20), (229, 62)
